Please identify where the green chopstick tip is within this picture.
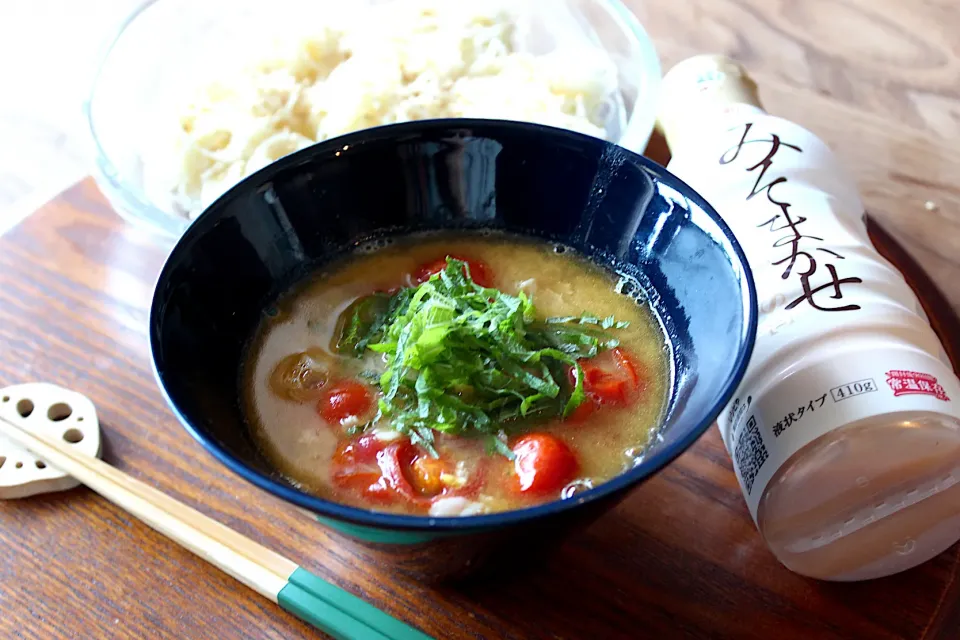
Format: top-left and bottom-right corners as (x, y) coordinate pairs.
(278, 567), (434, 640)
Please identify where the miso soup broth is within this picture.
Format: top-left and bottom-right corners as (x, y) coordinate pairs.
(243, 234), (670, 516)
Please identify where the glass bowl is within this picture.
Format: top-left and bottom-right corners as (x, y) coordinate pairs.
(85, 0), (661, 242)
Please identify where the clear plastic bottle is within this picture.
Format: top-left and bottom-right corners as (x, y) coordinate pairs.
(659, 54), (960, 580)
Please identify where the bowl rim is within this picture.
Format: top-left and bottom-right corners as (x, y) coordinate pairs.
(150, 118), (758, 531)
(83, 0), (661, 240)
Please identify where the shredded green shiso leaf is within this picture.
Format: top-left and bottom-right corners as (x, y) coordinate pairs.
(335, 258), (628, 455)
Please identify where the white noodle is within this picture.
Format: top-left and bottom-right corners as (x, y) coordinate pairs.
(149, 0), (621, 219)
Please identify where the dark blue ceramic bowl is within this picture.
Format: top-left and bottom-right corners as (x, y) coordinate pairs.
(150, 119), (757, 581)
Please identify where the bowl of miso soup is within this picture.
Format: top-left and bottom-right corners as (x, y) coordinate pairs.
(150, 119), (757, 580)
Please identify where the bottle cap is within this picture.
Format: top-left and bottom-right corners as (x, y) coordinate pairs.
(657, 55), (764, 154)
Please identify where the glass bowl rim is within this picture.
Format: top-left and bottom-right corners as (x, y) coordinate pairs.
(83, 0), (662, 241)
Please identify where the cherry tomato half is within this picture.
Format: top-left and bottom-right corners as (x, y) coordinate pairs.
(332, 439), (426, 507)
(565, 399), (596, 423)
(413, 254), (494, 288)
(317, 380), (374, 425)
(584, 372), (630, 405)
(407, 454), (451, 497)
(511, 433), (579, 494)
(612, 347), (641, 389)
(331, 434), (394, 504)
(332, 470), (396, 505)
(567, 347), (646, 417)
(332, 433), (386, 466)
(374, 441), (436, 507)
(332, 436), (488, 508)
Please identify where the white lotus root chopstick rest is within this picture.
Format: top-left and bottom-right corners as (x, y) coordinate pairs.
(0, 383), (102, 499)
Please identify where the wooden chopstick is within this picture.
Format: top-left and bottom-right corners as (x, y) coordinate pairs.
(0, 414), (432, 640)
